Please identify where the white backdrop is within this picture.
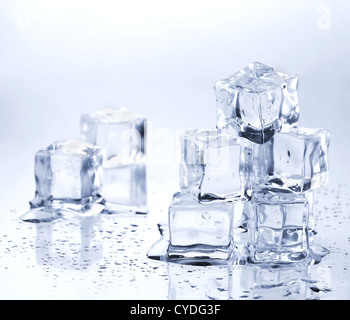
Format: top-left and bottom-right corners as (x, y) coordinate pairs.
(0, 0), (348, 212)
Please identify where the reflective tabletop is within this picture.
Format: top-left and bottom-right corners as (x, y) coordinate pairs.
(1, 179), (349, 300)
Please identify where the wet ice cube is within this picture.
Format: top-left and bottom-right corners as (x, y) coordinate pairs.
(101, 161), (147, 214)
(31, 140), (103, 207)
(253, 127), (330, 192)
(80, 107), (146, 164)
(168, 192), (234, 260)
(248, 189), (310, 264)
(81, 107), (148, 213)
(180, 129), (253, 202)
(305, 191), (316, 240)
(215, 62), (299, 144)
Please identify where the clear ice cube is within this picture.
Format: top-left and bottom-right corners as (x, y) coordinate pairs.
(80, 107), (146, 164)
(167, 192), (234, 261)
(101, 161), (148, 214)
(29, 140), (103, 211)
(248, 188), (310, 264)
(253, 127), (330, 192)
(81, 107), (148, 213)
(180, 129), (253, 202)
(215, 62), (299, 144)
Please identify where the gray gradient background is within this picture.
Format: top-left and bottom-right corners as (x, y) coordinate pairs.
(0, 0), (348, 212)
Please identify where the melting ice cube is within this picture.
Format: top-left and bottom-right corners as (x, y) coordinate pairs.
(215, 62), (299, 143)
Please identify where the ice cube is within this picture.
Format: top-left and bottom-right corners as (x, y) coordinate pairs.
(81, 107), (148, 213)
(305, 191), (316, 240)
(248, 188), (310, 264)
(22, 140), (104, 222)
(180, 129), (253, 202)
(167, 192), (235, 261)
(30, 140), (103, 207)
(101, 161), (148, 214)
(80, 107), (146, 163)
(253, 127), (330, 192)
(215, 62), (299, 143)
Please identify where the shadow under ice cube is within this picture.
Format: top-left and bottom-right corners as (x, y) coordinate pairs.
(215, 62), (299, 144)
(180, 129), (252, 202)
(248, 189), (310, 264)
(253, 127), (330, 192)
(167, 192), (234, 261)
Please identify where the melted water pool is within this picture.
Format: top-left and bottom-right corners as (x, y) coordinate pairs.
(0, 181), (349, 299)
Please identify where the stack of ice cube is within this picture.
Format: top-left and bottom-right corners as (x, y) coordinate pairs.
(80, 107), (148, 214)
(167, 62), (330, 264)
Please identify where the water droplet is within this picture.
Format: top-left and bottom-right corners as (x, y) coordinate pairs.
(202, 212), (211, 220)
